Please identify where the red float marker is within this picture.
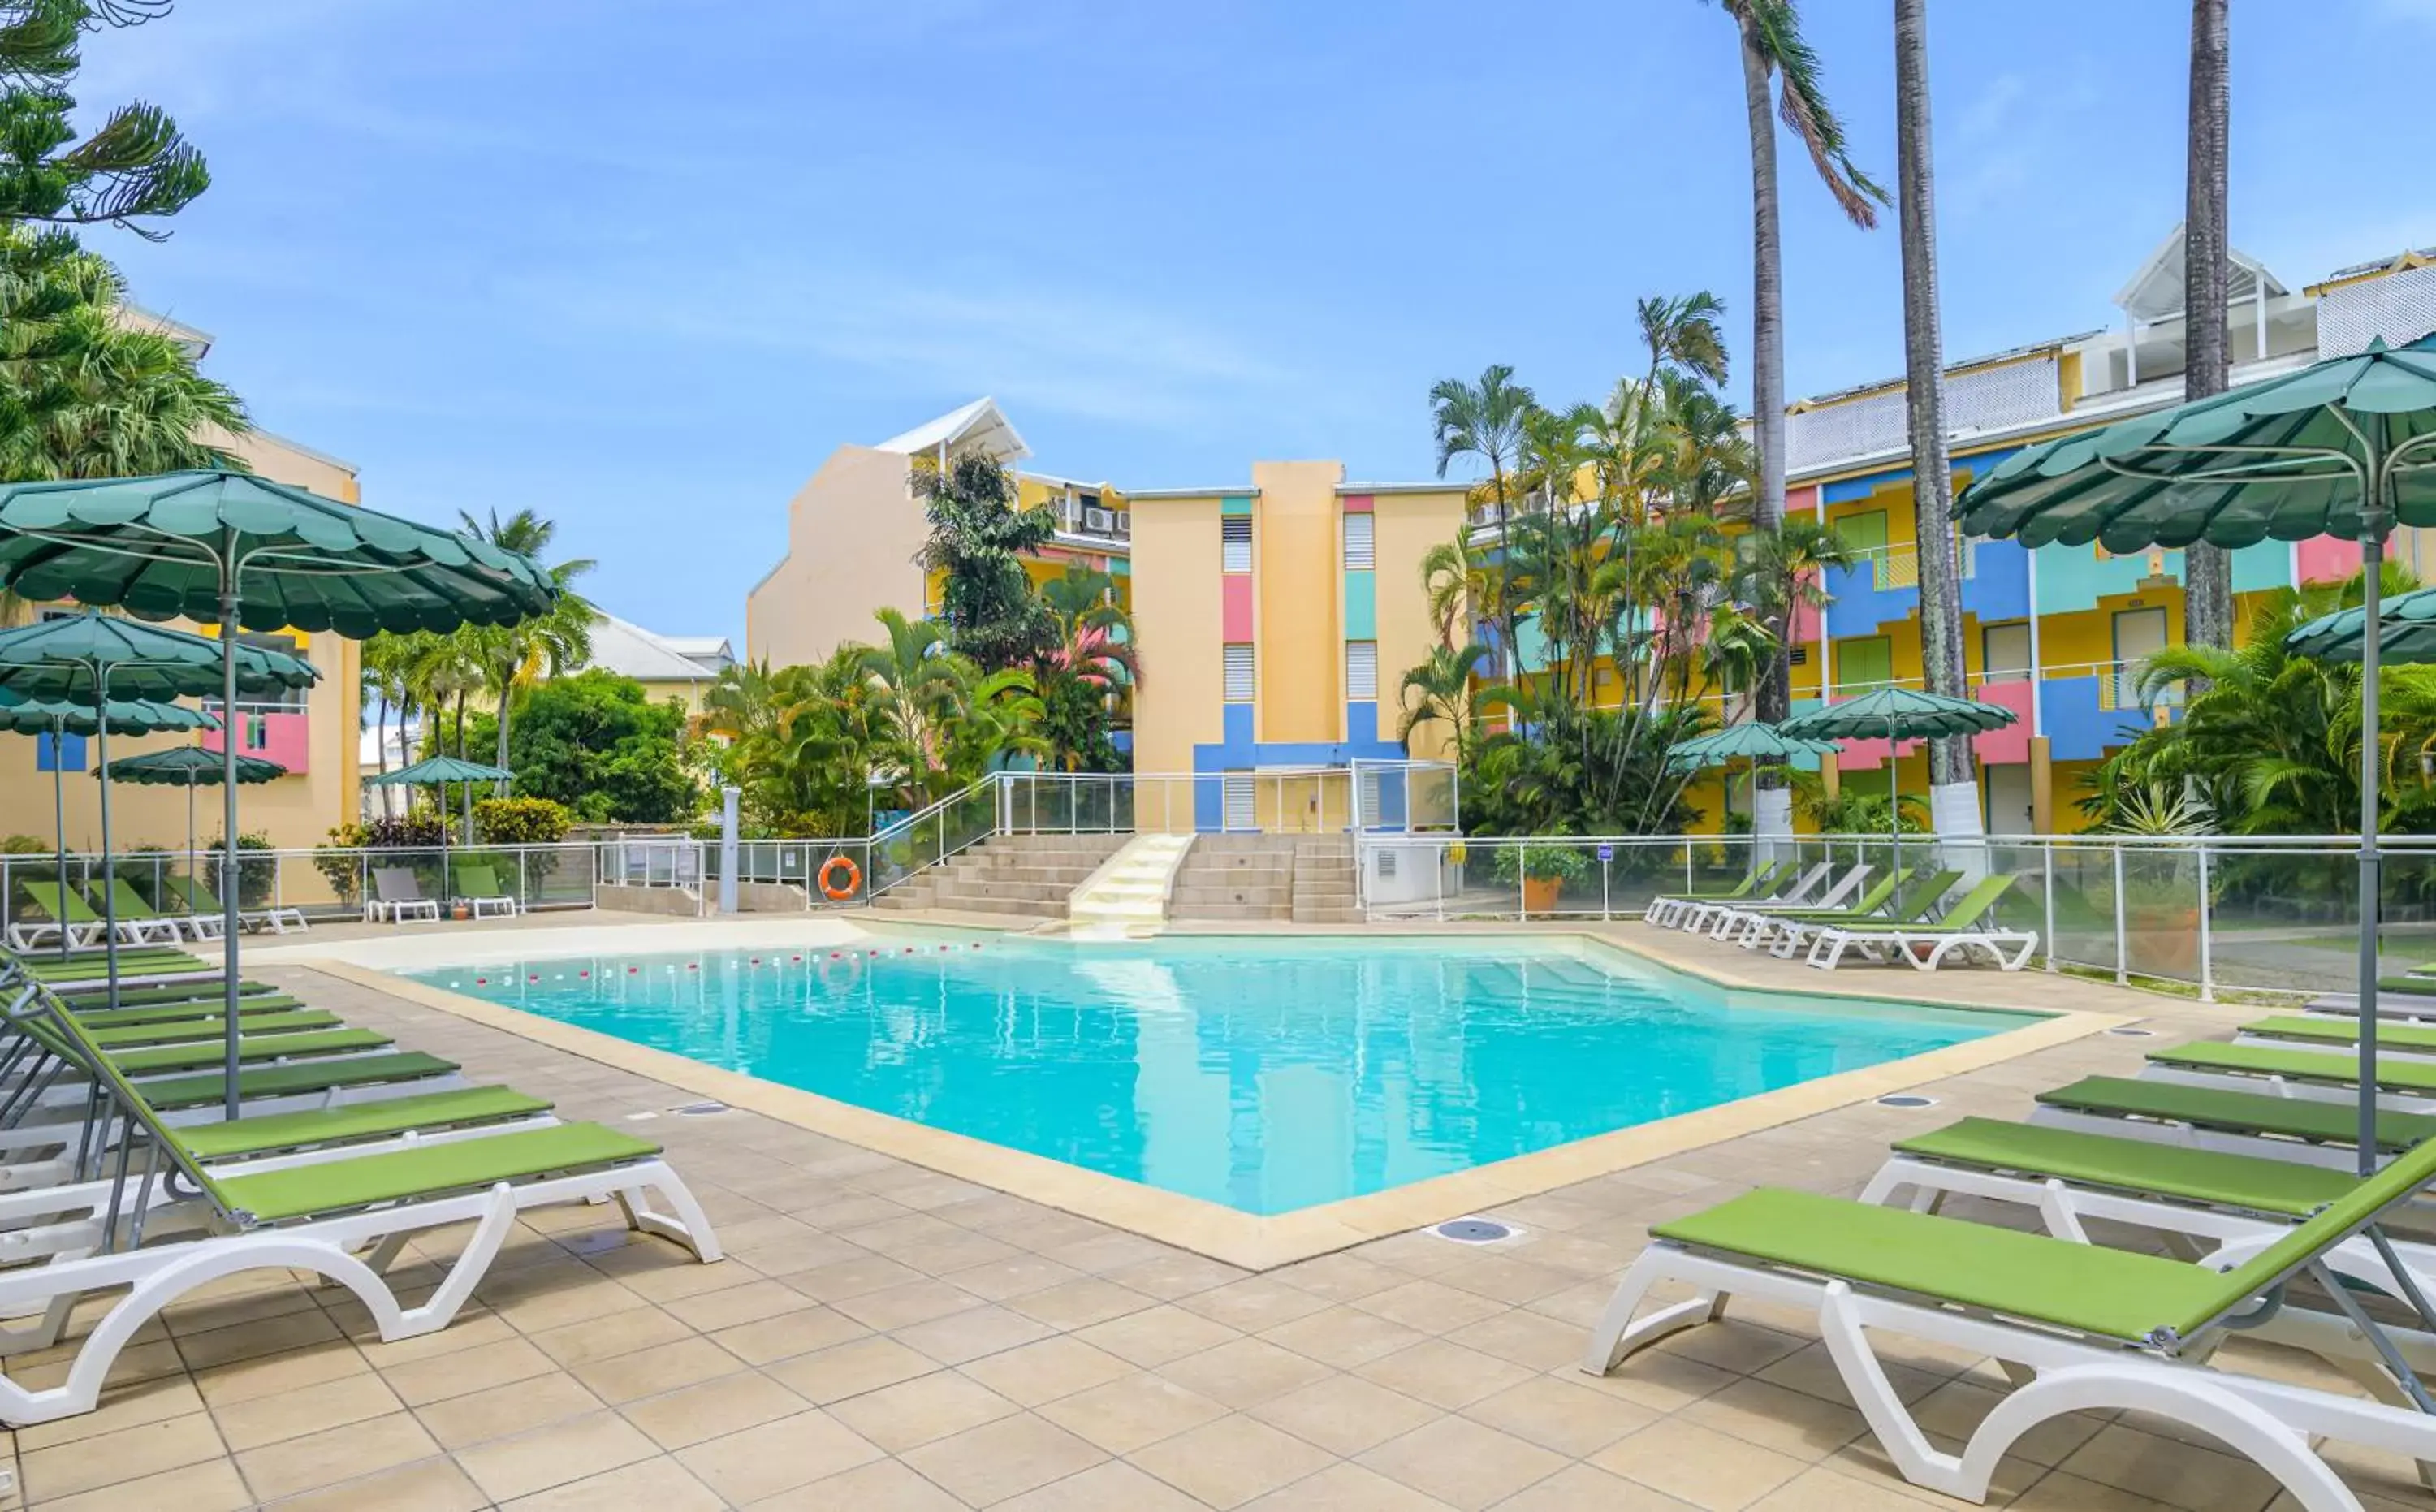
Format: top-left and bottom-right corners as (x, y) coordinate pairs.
(475, 978), (486, 985)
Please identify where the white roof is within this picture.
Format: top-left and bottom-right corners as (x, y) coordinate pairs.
(584, 612), (723, 684)
(874, 398), (1031, 464)
(2114, 223), (2287, 323)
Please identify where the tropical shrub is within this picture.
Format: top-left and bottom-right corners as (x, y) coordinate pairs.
(207, 832), (274, 908)
(473, 797), (572, 845)
(485, 671), (696, 825)
(1485, 843), (1594, 888)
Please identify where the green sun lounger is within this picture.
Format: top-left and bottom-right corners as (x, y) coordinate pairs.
(2149, 1040), (2436, 1095)
(112, 1028), (393, 1078)
(173, 1086), (559, 1162)
(2244, 1015), (2436, 1053)
(1586, 1125), (2436, 1508)
(1769, 868), (1956, 924)
(1647, 862), (1788, 925)
(71, 995), (308, 1027)
(1717, 868), (1912, 938)
(1805, 874), (2036, 970)
(83, 1011), (341, 1049)
(1887, 1117), (2359, 1220)
(82, 880), (190, 944)
(164, 875), (306, 935)
(51, 977), (276, 1004)
(23, 946), (204, 977)
(135, 1052), (463, 1113)
(2036, 1074), (2436, 1152)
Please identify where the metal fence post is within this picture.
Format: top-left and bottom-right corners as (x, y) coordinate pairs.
(2196, 840), (2215, 1002)
(2042, 841), (2057, 974)
(1518, 846), (1527, 923)
(2111, 844), (2129, 985)
(519, 849), (529, 909)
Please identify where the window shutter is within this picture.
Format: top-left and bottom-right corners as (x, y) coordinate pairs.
(1345, 642), (1378, 700)
(1343, 514), (1375, 569)
(1221, 516), (1252, 572)
(1223, 775), (1255, 831)
(1223, 645), (1255, 702)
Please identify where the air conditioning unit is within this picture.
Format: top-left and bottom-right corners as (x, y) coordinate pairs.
(1113, 511), (1131, 535)
(1086, 508), (1115, 533)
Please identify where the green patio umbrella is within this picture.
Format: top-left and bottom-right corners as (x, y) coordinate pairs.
(365, 755), (514, 904)
(2287, 582), (2436, 663)
(1780, 687), (2016, 851)
(0, 615), (314, 1028)
(1960, 330), (2436, 1173)
(97, 745), (287, 905)
(0, 689), (217, 966)
(0, 470), (555, 1108)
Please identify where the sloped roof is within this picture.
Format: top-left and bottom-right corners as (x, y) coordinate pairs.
(585, 612), (721, 684)
(875, 398), (1030, 464)
(2114, 222), (2287, 322)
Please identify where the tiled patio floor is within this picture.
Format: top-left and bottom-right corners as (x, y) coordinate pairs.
(8, 917), (2426, 1510)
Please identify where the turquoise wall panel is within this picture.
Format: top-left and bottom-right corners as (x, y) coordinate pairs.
(1513, 614), (1549, 673)
(2032, 542), (2185, 616)
(1220, 495), (1254, 517)
(2231, 541), (2292, 594)
(1342, 572), (1376, 639)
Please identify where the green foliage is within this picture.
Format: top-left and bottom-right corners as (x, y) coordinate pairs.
(495, 670), (694, 825)
(1, 832), (44, 853)
(1033, 564), (1135, 773)
(473, 795), (572, 845)
(2079, 566), (2436, 836)
(1402, 296), (1852, 840)
(914, 454), (1056, 670)
(0, 2), (209, 235)
(0, 224), (248, 484)
(205, 830), (271, 906)
(1484, 843), (1594, 888)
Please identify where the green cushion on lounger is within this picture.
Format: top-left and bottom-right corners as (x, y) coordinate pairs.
(207, 1122), (661, 1224)
(2378, 978), (2436, 999)
(53, 980), (278, 1006)
(1652, 1186), (2236, 1342)
(2244, 1016), (2436, 1052)
(2150, 1041), (2436, 1094)
(2036, 1075), (2436, 1151)
(138, 1052), (459, 1112)
(72, 996), (307, 1026)
(113, 1028), (391, 1076)
(1892, 1117), (2356, 1219)
(27, 953), (205, 979)
(84, 1010), (340, 1048)
(173, 1086), (556, 1161)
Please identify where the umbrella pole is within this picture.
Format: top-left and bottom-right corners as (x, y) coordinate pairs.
(49, 719), (68, 965)
(2357, 525), (2388, 1176)
(186, 777), (196, 897)
(219, 584), (242, 1121)
(94, 683), (118, 1013)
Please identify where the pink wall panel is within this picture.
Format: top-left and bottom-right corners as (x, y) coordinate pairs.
(1972, 680), (2033, 764)
(1341, 495), (1374, 513)
(1787, 484), (1820, 516)
(2297, 536), (2361, 585)
(1790, 594), (1821, 645)
(205, 711), (310, 774)
(1222, 574), (1254, 642)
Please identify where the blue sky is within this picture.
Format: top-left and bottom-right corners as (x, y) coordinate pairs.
(81, 0), (2436, 647)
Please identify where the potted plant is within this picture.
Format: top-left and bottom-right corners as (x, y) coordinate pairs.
(1488, 844), (1592, 918)
(2106, 784), (2214, 979)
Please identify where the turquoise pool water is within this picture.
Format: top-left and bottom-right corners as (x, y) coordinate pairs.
(408, 937), (2029, 1215)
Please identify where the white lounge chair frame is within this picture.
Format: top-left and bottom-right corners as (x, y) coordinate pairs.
(1677, 863), (1835, 934)
(1583, 1240), (2436, 1512)
(1803, 923), (2040, 971)
(365, 868), (441, 924)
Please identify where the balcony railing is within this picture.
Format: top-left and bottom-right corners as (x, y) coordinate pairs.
(1843, 538), (1980, 593)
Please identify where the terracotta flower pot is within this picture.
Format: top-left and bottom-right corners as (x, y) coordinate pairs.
(1522, 877), (1564, 918)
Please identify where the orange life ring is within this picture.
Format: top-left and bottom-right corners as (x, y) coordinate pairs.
(818, 855), (862, 901)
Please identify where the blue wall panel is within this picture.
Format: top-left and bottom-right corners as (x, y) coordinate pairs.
(2041, 675), (2162, 763)
(1961, 539), (2030, 620)
(36, 732), (84, 772)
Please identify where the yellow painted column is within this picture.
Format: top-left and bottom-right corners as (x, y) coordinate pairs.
(2029, 737), (2054, 836)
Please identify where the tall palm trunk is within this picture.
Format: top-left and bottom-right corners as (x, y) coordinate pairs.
(2182, 0), (2234, 672)
(1894, 0), (1970, 794)
(1737, 6), (1792, 809)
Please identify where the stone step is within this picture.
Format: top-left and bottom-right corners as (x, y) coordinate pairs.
(931, 880), (1073, 904)
(1173, 884), (1291, 907)
(1173, 901), (1293, 922)
(1293, 906), (1366, 924)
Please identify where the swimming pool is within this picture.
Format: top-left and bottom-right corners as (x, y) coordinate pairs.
(408, 936), (2030, 1216)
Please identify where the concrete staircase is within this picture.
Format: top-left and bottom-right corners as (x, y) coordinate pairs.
(870, 832), (1129, 920)
(1069, 834), (1196, 934)
(1168, 835), (1363, 924)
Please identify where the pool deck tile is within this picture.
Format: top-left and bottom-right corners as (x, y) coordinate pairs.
(6, 908), (2364, 1508)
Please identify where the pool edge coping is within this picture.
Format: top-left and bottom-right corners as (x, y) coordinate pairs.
(297, 950), (2123, 1272)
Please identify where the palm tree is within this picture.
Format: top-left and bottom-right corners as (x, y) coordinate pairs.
(0, 227), (248, 483)
(1429, 366), (1538, 669)
(359, 633), (421, 790)
(454, 508), (594, 784)
(858, 607), (957, 793)
(1713, 0), (1886, 805)
(1397, 642), (1492, 763)
(1891, 0), (1972, 806)
(2181, 0), (2234, 670)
